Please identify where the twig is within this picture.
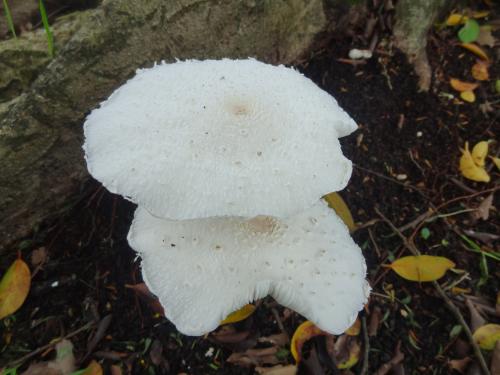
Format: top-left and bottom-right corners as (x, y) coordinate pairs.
(374, 207), (491, 375)
(7, 321), (95, 368)
(271, 308), (288, 339)
(360, 316), (370, 375)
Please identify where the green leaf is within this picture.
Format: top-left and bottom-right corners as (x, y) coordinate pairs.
(458, 19), (480, 43)
(420, 227), (431, 240)
(450, 325), (463, 338)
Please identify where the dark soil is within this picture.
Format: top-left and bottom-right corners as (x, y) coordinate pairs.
(1, 5), (499, 375)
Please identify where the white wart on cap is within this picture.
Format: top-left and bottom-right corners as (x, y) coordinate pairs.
(84, 59), (357, 220)
(128, 200), (370, 336)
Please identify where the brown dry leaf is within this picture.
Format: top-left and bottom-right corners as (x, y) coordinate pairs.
(491, 341), (500, 375)
(471, 61), (490, 81)
(31, 247), (47, 267)
(21, 340), (76, 375)
(472, 324), (500, 350)
(471, 141), (489, 167)
(459, 142), (491, 182)
(466, 298), (487, 331)
(460, 43), (489, 61)
(387, 255), (455, 282)
(0, 258), (31, 319)
(449, 357), (471, 374)
(220, 304), (256, 325)
(290, 321), (327, 362)
(476, 26), (496, 47)
(369, 306), (382, 336)
(211, 325), (251, 344)
(255, 365), (297, 375)
(450, 78), (479, 92)
(227, 347), (280, 367)
(475, 194), (494, 220)
(125, 283), (164, 316)
(460, 91), (476, 103)
(374, 341), (404, 375)
(258, 333), (289, 347)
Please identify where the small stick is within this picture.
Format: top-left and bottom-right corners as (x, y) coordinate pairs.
(7, 321), (95, 368)
(375, 207), (491, 375)
(360, 316), (370, 375)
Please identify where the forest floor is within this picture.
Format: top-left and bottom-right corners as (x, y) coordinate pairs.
(1, 2), (499, 375)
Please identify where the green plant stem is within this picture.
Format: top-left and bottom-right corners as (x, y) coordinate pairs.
(39, 0), (54, 57)
(2, 0), (16, 38)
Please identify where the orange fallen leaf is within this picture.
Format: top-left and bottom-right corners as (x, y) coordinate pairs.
(387, 255), (455, 282)
(221, 304), (256, 325)
(450, 78), (478, 92)
(471, 61), (489, 81)
(460, 91), (476, 103)
(472, 324), (500, 350)
(460, 43), (489, 61)
(290, 321), (327, 362)
(445, 13), (468, 26)
(471, 141), (489, 167)
(460, 142), (490, 182)
(0, 258), (31, 319)
(323, 192), (356, 232)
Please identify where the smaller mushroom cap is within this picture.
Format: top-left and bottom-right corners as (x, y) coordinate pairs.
(84, 59), (357, 220)
(128, 200), (370, 336)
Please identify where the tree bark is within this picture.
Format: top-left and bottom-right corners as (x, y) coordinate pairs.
(0, 0), (351, 252)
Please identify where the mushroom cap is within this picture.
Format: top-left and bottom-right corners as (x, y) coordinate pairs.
(128, 200), (370, 336)
(84, 59), (357, 219)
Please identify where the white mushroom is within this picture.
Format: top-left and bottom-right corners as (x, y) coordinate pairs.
(128, 199), (370, 336)
(83, 59), (357, 220)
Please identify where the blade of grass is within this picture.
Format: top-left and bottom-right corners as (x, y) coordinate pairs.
(38, 0), (54, 57)
(2, 0), (17, 38)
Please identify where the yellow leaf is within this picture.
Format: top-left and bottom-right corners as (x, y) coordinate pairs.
(471, 141), (489, 167)
(323, 193), (356, 232)
(491, 156), (500, 171)
(337, 340), (361, 369)
(388, 255), (455, 282)
(0, 258), (31, 319)
(460, 142), (490, 182)
(291, 321), (326, 363)
(460, 91), (476, 103)
(220, 304), (256, 325)
(471, 61), (489, 81)
(81, 360), (103, 375)
(445, 13), (468, 26)
(472, 324), (500, 350)
(460, 43), (489, 61)
(471, 11), (490, 19)
(345, 317), (361, 336)
(450, 78), (478, 92)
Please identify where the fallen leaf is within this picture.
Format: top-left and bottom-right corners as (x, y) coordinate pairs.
(460, 91), (476, 103)
(471, 11), (490, 19)
(81, 360), (103, 375)
(448, 357), (471, 374)
(0, 258), (31, 319)
(460, 142), (490, 182)
(21, 340), (76, 375)
(210, 325), (251, 344)
(491, 156), (500, 171)
(31, 247), (47, 267)
(445, 13), (468, 26)
(465, 298), (486, 331)
(475, 194), (494, 220)
(227, 347), (280, 367)
(387, 255), (455, 282)
(258, 333), (289, 347)
(471, 141), (489, 167)
(345, 318), (361, 336)
(323, 192), (355, 231)
(125, 283), (164, 316)
(255, 365), (297, 375)
(290, 321), (327, 363)
(337, 339), (361, 369)
(374, 341), (404, 375)
(450, 78), (479, 92)
(476, 26), (496, 47)
(471, 61), (489, 81)
(221, 304), (256, 325)
(472, 324), (500, 350)
(460, 43), (489, 61)
(458, 19), (480, 43)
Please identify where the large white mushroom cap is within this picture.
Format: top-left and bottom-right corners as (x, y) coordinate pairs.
(84, 59), (357, 219)
(128, 200), (370, 336)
